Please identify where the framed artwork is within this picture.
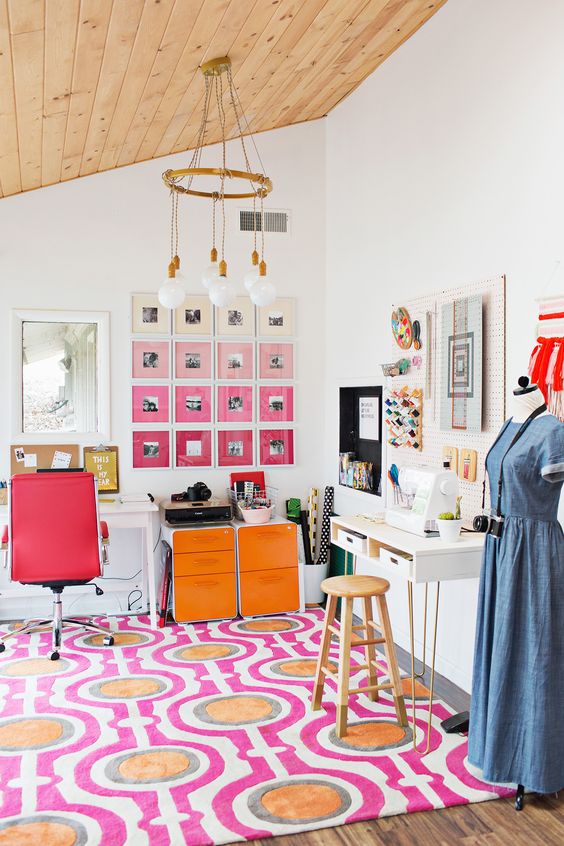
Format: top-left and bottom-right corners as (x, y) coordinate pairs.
(175, 429), (213, 468)
(217, 429), (254, 467)
(258, 298), (295, 336)
(217, 385), (253, 423)
(216, 297), (255, 336)
(132, 340), (170, 379)
(259, 428), (295, 466)
(258, 342), (294, 379)
(216, 341), (254, 380)
(174, 341), (212, 379)
(83, 446), (119, 494)
(358, 395), (380, 441)
(132, 430), (170, 469)
(174, 295), (212, 335)
(259, 385), (294, 422)
(175, 385), (212, 424)
(439, 295), (483, 432)
(131, 294), (170, 334)
(132, 385), (170, 424)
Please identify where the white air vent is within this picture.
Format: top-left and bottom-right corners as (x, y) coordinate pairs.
(239, 209), (290, 234)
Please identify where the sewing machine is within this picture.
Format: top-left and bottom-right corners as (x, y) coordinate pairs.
(385, 466), (459, 537)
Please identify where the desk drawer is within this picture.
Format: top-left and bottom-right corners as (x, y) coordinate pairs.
(378, 546), (413, 579)
(173, 527), (234, 554)
(238, 523), (297, 572)
(174, 550), (235, 577)
(174, 572), (237, 622)
(239, 566), (299, 616)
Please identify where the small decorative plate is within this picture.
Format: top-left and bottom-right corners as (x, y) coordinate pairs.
(391, 307), (413, 349)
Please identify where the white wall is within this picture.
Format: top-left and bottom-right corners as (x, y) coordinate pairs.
(325, 0), (564, 691)
(0, 119), (326, 619)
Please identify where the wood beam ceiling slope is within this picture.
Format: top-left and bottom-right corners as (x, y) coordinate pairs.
(0, 0), (447, 198)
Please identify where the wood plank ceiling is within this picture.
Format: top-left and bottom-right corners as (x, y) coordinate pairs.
(0, 0), (447, 198)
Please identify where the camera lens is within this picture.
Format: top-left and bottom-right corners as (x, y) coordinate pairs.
(473, 515), (489, 533)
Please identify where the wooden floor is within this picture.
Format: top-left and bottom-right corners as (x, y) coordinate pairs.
(236, 791), (564, 846)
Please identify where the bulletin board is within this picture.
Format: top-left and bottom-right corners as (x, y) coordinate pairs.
(385, 275), (506, 519)
(83, 446), (120, 494)
(10, 443), (80, 476)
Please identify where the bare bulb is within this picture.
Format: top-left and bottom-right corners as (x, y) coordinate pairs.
(158, 276), (185, 309)
(243, 264), (260, 291)
(208, 276), (236, 308)
(202, 261), (219, 289)
(250, 278), (276, 307)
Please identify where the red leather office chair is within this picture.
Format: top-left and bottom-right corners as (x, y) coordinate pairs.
(0, 472), (116, 660)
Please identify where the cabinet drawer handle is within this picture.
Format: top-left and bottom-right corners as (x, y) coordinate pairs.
(258, 576), (283, 583)
(194, 557), (219, 565)
(193, 580), (219, 588)
(389, 557), (399, 565)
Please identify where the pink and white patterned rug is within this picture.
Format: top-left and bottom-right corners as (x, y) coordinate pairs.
(0, 610), (512, 845)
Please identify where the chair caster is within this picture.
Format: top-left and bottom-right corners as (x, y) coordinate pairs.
(103, 636), (114, 647)
(515, 784), (525, 811)
(49, 651), (60, 661)
(0, 643), (5, 653)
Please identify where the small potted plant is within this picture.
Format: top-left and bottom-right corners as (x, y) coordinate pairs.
(436, 497), (463, 543)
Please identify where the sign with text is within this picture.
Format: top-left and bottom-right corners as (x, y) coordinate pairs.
(84, 446), (119, 494)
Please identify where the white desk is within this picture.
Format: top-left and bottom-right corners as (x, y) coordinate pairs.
(0, 500), (160, 629)
(330, 515), (485, 753)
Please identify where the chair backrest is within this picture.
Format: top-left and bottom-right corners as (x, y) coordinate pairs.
(10, 472), (102, 584)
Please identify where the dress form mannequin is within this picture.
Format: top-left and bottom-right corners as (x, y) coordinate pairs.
(511, 376), (547, 422)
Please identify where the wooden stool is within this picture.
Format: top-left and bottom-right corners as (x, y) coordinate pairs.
(312, 575), (408, 737)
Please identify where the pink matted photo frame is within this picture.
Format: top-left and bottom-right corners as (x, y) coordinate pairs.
(174, 341), (212, 379)
(259, 428), (295, 466)
(132, 340), (170, 379)
(217, 385), (253, 423)
(175, 385), (212, 423)
(132, 430), (170, 469)
(132, 385), (170, 424)
(259, 385), (294, 422)
(175, 430), (212, 468)
(217, 429), (254, 467)
(258, 342), (294, 379)
(216, 341), (254, 380)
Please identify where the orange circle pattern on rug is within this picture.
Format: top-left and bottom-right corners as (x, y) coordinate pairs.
(270, 658), (337, 678)
(401, 677), (432, 700)
(1, 658), (69, 677)
(337, 721), (407, 749)
(238, 619), (298, 633)
(94, 677), (165, 700)
(206, 696), (272, 723)
(0, 816), (88, 846)
(0, 717), (65, 750)
(83, 632), (149, 647)
(248, 778), (352, 825)
(176, 643), (238, 661)
(105, 747), (200, 785)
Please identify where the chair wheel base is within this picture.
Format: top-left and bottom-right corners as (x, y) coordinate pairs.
(49, 651), (60, 661)
(0, 643), (5, 653)
(103, 636), (114, 647)
(515, 784), (525, 811)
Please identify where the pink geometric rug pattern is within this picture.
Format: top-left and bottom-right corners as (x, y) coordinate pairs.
(0, 610), (513, 845)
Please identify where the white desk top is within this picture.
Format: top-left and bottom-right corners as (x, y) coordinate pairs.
(331, 515), (484, 557)
(0, 498), (159, 522)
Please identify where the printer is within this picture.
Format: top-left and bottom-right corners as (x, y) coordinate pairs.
(160, 498), (232, 526)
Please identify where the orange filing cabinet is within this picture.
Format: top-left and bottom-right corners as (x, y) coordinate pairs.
(236, 519), (300, 616)
(163, 525), (237, 623)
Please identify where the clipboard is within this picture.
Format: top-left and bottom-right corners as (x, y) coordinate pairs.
(83, 445), (120, 494)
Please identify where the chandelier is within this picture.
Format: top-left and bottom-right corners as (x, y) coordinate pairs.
(158, 56), (275, 310)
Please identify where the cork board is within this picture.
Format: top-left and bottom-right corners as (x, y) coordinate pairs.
(10, 443), (80, 476)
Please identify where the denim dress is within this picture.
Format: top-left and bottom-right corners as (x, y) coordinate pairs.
(468, 414), (564, 793)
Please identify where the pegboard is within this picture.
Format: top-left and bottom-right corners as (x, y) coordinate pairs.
(385, 275), (506, 519)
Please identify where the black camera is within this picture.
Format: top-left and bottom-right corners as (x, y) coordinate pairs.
(171, 481), (212, 503)
(472, 513), (504, 538)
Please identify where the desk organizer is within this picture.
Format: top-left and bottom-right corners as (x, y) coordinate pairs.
(384, 387), (423, 450)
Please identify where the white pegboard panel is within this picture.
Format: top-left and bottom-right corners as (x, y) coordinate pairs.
(385, 275), (506, 519)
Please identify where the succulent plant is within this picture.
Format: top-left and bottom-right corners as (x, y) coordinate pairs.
(438, 511), (455, 520)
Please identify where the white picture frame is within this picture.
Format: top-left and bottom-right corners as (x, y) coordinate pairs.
(258, 298), (295, 336)
(131, 294), (170, 335)
(215, 297), (255, 336)
(174, 295), (212, 335)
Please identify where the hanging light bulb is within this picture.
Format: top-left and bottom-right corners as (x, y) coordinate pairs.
(243, 249), (260, 291)
(202, 247), (220, 289)
(250, 260), (276, 307)
(158, 261), (186, 309)
(208, 260), (235, 307)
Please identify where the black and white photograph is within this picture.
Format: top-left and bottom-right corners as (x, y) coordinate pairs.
(228, 309), (244, 327)
(270, 438), (285, 456)
(142, 396), (159, 413)
(268, 311), (284, 327)
(228, 440), (244, 457)
(228, 353), (243, 369)
(185, 353), (201, 369)
(185, 396), (202, 412)
(14, 447), (25, 462)
(185, 308), (201, 325)
(186, 440), (202, 457)
(143, 351), (159, 368)
(142, 306), (159, 324)
(228, 395), (244, 412)
(269, 353), (284, 369)
(269, 396), (284, 412)
(144, 441), (159, 458)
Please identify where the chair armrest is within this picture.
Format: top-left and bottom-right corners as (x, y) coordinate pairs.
(100, 520), (109, 542)
(1, 525), (7, 549)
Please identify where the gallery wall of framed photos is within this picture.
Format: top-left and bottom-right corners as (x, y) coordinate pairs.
(129, 293), (296, 471)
